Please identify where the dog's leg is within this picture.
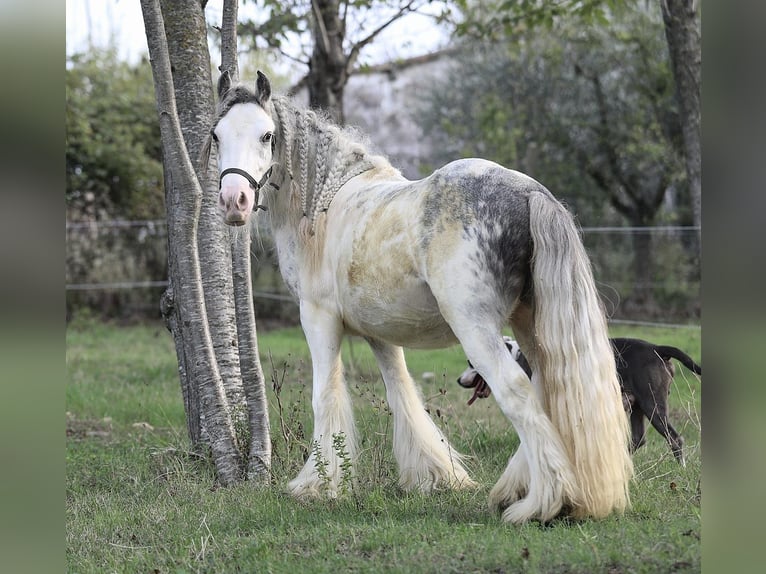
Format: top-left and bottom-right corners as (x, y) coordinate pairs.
(633, 361), (686, 466)
(629, 407), (647, 453)
(647, 410), (685, 466)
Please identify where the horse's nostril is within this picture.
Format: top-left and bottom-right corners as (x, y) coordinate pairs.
(237, 191), (248, 210)
(218, 193), (226, 208)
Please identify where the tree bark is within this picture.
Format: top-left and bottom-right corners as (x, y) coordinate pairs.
(661, 0), (701, 240)
(309, 0), (347, 124)
(141, 0), (242, 484)
(232, 235), (272, 480)
(221, 0), (272, 481)
(220, 0), (240, 83)
(159, 0), (248, 448)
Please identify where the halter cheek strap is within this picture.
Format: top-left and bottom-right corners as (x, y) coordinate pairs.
(218, 166), (274, 211)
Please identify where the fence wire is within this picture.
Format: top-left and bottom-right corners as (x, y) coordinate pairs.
(66, 220), (700, 326)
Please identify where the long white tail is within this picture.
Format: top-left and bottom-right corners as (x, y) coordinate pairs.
(528, 192), (633, 518)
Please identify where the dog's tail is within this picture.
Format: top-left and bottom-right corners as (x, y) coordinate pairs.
(655, 346), (702, 376)
(528, 191), (633, 519)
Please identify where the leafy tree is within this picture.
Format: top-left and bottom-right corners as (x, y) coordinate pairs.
(451, 0), (700, 233)
(66, 49), (164, 220)
(451, 0), (614, 35)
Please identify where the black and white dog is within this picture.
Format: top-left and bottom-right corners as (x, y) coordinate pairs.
(457, 337), (702, 466)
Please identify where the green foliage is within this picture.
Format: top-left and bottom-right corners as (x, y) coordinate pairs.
(453, 0), (623, 38)
(333, 432), (355, 495)
(420, 3), (687, 227)
(239, 0), (309, 54)
(66, 49), (164, 220)
(67, 320), (700, 572)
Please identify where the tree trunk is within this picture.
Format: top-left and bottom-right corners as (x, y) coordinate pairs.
(232, 235), (272, 480)
(141, 0), (241, 484)
(308, 0), (347, 124)
(159, 0), (249, 447)
(220, 0), (272, 481)
(661, 0), (701, 241)
(629, 225), (654, 310)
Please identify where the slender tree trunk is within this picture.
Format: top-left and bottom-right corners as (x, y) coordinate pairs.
(141, 0), (241, 484)
(160, 277), (200, 443)
(630, 225), (654, 309)
(232, 235), (272, 480)
(220, 0), (272, 481)
(220, 0), (240, 82)
(661, 0), (701, 242)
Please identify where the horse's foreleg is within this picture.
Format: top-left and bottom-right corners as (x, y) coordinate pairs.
(287, 301), (356, 499)
(366, 338), (476, 492)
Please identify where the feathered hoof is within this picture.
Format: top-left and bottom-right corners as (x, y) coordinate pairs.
(488, 480), (526, 512)
(399, 467), (477, 494)
(488, 452), (530, 511)
(286, 477), (337, 501)
(500, 494), (564, 524)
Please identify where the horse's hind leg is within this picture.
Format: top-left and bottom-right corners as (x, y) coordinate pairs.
(439, 300), (579, 523)
(366, 338), (476, 492)
(287, 301), (357, 499)
(488, 305), (538, 512)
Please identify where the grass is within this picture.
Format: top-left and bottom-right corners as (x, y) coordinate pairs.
(66, 316), (701, 573)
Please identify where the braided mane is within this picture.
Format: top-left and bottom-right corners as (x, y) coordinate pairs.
(270, 97), (393, 235)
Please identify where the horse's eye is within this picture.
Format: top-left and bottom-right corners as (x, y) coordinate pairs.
(211, 130), (219, 143)
(261, 132), (273, 144)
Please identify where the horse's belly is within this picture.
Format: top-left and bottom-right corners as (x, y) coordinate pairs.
(340, 279), (458, 349)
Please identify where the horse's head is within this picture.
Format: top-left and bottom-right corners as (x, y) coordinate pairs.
(212, 71), (275, 226)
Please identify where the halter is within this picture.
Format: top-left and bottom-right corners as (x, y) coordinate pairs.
(218, 166), (274, 211)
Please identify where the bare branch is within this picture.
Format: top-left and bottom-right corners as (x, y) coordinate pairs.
(345, 1), (419, 75)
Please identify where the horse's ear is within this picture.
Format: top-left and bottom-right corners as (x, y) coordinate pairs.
(256, 70), (271, 104)
(217, 70), (232, 100)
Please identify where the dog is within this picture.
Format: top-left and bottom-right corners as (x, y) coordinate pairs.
(457, 336), (701, 465)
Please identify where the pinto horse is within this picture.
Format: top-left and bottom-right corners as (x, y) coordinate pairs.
(203, 71), (633, 524)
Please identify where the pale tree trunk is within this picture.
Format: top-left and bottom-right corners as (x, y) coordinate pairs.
(220, 0), (272, 481)
(144, 0), (272, 484)
(661, 0), (701, 243)
(141, 0), (241, 484)
(160, 0), (248, 444)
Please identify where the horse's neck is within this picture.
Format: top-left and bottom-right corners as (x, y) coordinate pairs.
(270, 98), (377, 236)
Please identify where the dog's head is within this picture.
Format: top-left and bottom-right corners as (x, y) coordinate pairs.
(457, 337), (516, 388)
(457, 337), (530, 405)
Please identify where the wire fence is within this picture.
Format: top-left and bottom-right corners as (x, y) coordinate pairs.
(66, 219), (700, 327)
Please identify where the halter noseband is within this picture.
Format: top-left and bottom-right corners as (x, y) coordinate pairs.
(219, 166), (273, 211)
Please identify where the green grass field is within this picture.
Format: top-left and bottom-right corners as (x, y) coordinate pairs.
(66, 317), (701, 573)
